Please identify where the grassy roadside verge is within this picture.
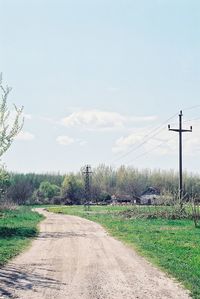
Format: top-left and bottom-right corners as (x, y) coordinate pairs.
(48, 205), (200, 299)
(0, 206), (44, 266)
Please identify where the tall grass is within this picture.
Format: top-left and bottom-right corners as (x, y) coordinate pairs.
(0, 206), (44, 266)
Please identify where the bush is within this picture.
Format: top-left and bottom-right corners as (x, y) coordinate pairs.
(98, 192), (111, 203)
(39, 181), (60, 199)
(119, 205), (192, 220)
(52, 196), (65, 205)
(61, 174), (84, 204)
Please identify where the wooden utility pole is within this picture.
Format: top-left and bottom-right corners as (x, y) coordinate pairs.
(168, 110), (192, 203)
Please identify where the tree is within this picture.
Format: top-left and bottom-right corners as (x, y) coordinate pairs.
(0, 74), (24, 157)
(61, 174), (84, 204)
(0, 165), (10, 201)
(39, 181), (60, 199)
(7, 179), (33, 205)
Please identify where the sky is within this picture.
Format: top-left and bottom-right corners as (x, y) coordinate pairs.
(0, 0), (200, 174)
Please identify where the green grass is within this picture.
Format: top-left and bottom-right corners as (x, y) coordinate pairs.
(0, 206), (44, 266)
(48, 205), (200, 299)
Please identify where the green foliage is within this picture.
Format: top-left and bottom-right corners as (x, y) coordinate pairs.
(99, 192), (111, 202)
(119, 205), (193, 220)
(0, 166), (10, 201)
(49, 205), (200, 298)
(91, 164), (200, 200)
(9, 172), (64, 190)
(62, 174), (84, 204)
(39, 181), (60, 199)
(7, 174), (34, 204)
(6, 173), (64, 204)
(4, 164), (200, 205)
(0, 206), (43, 266)
(0, 74), (24, 158)
(0, 74), (24, 205)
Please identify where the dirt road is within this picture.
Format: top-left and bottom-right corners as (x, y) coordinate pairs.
(0, 209), (190, 299)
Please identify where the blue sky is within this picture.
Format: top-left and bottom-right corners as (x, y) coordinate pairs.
(0, 0), (200, 173)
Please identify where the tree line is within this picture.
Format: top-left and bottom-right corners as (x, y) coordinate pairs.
(1, 164), (200, 205)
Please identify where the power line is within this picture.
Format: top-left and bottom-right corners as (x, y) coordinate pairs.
(183, 116), (200, 123)
(183, 104), (200, 112)
(155, 105), (200, 128)
(111, 112), (178, 164)
(126, 136), (176, 165)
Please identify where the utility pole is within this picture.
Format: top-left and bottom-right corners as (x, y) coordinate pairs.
(168, 110), (192, 204)
(82, 165), (92, 207)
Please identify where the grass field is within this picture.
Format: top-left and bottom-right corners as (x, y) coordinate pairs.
(48, 205), (200, 299)
(0, 206), (44, 266)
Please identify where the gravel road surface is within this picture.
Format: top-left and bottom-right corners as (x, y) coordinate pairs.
(0, 208), (191, 299)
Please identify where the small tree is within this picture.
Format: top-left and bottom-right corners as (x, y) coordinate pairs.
(0, 74), (24, 205)
(61, 174), (84, 204)
(7, 180), (33, 205)
(39, 181), (60, 200)
(0, 74), (24, 157)
(0, 165), (10, 201)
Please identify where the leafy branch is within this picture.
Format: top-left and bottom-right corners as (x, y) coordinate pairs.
(0, 73), (24, 157)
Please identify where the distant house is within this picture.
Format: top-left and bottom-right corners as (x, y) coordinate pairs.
(140, 187), (160, 205)
(111, 194), (140, 205)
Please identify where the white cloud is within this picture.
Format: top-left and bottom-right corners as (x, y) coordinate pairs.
(56, 136), (75, 146)
(56, 136), (87, 147)
(61, 109), (157, 131)
(112, 126), (177, 155)
(112, 120), (200, 158)
(62, 109), (125, 129)
(183, 123), (200, 155)
(129, 116), (157, 122)
(112, 132), (145, 153)
(15, 131), (35, 141)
